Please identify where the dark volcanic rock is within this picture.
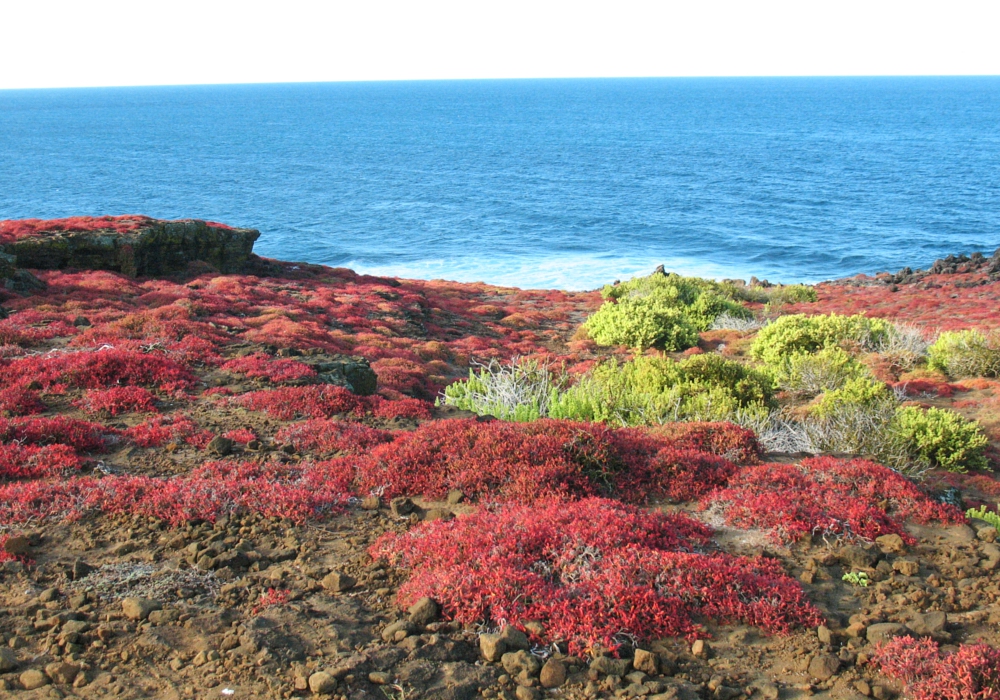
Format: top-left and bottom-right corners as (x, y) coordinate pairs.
(1, 218), (259, 277)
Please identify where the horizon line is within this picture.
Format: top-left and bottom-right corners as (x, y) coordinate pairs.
(3, 73), (1000, 93)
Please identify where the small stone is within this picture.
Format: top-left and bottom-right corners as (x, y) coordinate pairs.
(322, 571), (356, 593)
(308, 671), (337, 694)
(207, 435), (233, 456)
(515, 686), (539, 700)
(500, 626), (530, 650)
(867, 623), (911, 645)
(480, 633), (506, 662)
(909, 611), (947, 639)
(749, 680), (779, 700)
(45, 662), (80, 685)
(502, 650), (541, 678)
(590, 655), (631, 677)
(977, 526), (998, 543)
(447, 489), (466, 504)
(20, 669), (50, 690)
(121, 597), (161, 621)
(632, 648), (659, 675)
(817, 625), (833, 644)
(855, 679), (872, 696)
(72, 316), (91, 327)
(407, 597), (439, 626)
(70, 559), (94, 580)
(360, 495), (381, 510)
(847, 621), (867, 638)
(539, 658), (567, 688)
(0, 647), (18, 672)
(875, 534), (905, 554)
(893, 559), (919, 576)
(808, 653), (840, 680)
(390, 497), (415, 517)
(368, 671), (391, 685)
(423, 508), (453, 521)
(38, 587), (59, 603)
(2, 535), (30, 556)
(169, 658), (184, 671)
(381, 620), (415, 642)
(691, 639), (710, 658)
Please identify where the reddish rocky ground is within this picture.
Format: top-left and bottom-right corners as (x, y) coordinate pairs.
(2, 219), (1000, 700)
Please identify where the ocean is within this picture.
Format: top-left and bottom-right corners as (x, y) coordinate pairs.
(1, 77), (998, 290)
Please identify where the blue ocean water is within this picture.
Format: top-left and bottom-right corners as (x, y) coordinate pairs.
(1, 78), (998, 290)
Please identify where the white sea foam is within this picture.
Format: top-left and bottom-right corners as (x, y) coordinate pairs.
(342, 254), (788, 291)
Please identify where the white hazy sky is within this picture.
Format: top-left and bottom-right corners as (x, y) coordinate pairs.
(1, 1), (998, 90)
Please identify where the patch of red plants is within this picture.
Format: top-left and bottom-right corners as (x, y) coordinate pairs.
(0, 416), (113, 452)
(648, 421), (761, 464)
(701, 457), (964, 544)
(870, 635), (1000, 700)
(220, 353), (317, 384)
(781, 273), (1000, 331)
(0, 215), (153, 243)
(371, 498), (822, 655)
(353, 418), (735, 503)
(125, 414), (210, 449)
(275, 419), (393, 456)
(0, 460), (352, 526)
(892, 379), (959, 398)
(74, 386), (157, 416)
(0, 385), (46, 416)
(0, 348), (195, 394)
(0, 443), (82, 481)
(235, 385), (431, 422)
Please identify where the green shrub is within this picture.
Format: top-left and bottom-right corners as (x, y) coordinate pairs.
(584, 272), (752, 351)
(927, 330), (1000, 378)
(583, 298), (699, 352)
(749, 313), (892, 366)
(966, 505), (1000, 529)
(549, 354), (774, 426)
(726, 283), (817, 305)
(774, 346), (867, 396)
(895, 406), (990, 473)
(812, 377), (894, 418)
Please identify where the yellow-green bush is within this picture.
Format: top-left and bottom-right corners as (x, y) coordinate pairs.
(584, 273), (752, 351)
(583, 297), (699, 352)
(895, 405), (990, 473)
(749, 313), (892, 366)
(811, 377), (894, 418)
(548, 354), (774, 426)
(773, 346), (867, 396)
(927, 330), (1000, 378)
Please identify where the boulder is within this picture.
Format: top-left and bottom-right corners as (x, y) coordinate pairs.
(121, 597), (161, 621)
(539, 658), (567, 688)
(305, 356), (378, 396)
(0, 217), (259, 277)
(867, 623), (911, 644)
(308, 671), (337, 694)
(407, 597), (439, 626)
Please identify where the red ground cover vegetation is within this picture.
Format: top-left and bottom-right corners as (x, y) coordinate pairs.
(0, 443), (82, 481)
(74, 386), (158, 416)
(647, 421), (762, 464)
(124, 414), (211, 449)
(702, 457), (964, 543)
(870, 636), (1000, 700)
(275, 419), (393, 455)
(781, 273), (1000, 331)
(220, 353), (317, 383)
(0, 416), (113, 452)
(352, 418), (736, 503)
(0, 215), (153, 243)
(371, 498), (823, 654)
(235, 385), (432, 422)
(0, 460), (352, 526)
